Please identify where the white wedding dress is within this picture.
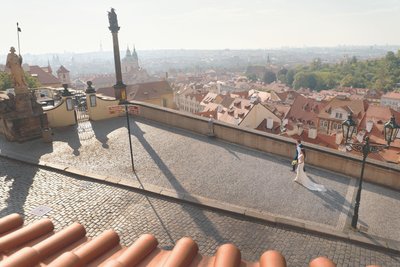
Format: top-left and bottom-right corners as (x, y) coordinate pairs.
(294, 154), (326, 192)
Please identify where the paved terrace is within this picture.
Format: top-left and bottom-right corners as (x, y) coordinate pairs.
(1, 158), (399, 266)
(0, 117), (399, 257)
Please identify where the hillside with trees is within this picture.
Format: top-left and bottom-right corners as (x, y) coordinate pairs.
(275, 50), (400, 92)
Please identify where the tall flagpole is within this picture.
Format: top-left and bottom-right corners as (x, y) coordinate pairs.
(17, 22), (21, 55)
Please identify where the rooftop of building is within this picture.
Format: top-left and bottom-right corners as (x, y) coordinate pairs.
(56, 65), (70, 74)
(1, 105), (399, 266)
(28, 65), (60, 85)
(382, 91), (400, 100)
(97, 80), (173, 101)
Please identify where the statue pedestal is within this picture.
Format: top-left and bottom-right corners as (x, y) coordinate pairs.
(1, 91), (49, 142)
(2, 48), (49, 143)
(3, 113), (48, 142)
(15, 93), (33, 115)
(12, 114), (48, 142)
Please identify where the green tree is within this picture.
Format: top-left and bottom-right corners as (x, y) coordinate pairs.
(285, 69), (295, 86)
(263, 70), (277, 84)
(247, 74), (258, 82)
(0, 72), (12, 91)
(310, 58), (322, 70)
(269, 50), (400, 91)
(0, 72), (40, 90)
(277, 68), (288, 76)
(350, 56), (358, 64)
(293, 72), (317, 90)
(25, 74), (40, 88)
(340, 74), (355, 87)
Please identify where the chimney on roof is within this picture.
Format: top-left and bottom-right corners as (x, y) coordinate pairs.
(366, 120), (373, 133)
(234, 116), (240, 125)
(356, 130), (365, 143)
(308, 127), (317, 139)
(266, 118), (274, 129)
(335, 132), (343, 145)
(297, 123), (304, 136)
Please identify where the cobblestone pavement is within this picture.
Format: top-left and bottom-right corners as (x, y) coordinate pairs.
(0, 117), (400, 242)
(1, 158), (399, 267)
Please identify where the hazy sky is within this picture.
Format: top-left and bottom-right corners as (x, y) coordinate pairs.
(1, 0), (399, 54)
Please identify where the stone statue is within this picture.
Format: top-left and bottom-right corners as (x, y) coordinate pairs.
(108, 8), (120, 32)
(6, 47), (28, 93)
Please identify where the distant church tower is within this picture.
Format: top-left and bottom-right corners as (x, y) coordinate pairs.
(57, 65), (71, 85)
(267, 54), (271, 64)
(122, 45), (139, 74)
(47, 60), (53, 74)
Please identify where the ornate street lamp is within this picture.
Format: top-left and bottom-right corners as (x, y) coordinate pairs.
(342, 113), (357, 144)
(384, 115), (400, 147)
(342, 114), (400, 229)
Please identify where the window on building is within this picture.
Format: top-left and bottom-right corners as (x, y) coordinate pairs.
(335, 113), (343, 119)
(323, 121), (328, 127)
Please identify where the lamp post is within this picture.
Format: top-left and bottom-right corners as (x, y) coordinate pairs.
(385, 115), (400, 147)
(342, 114), (400, 229)
(107, 8), (134, 172)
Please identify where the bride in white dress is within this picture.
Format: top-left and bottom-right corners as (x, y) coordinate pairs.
(294, 148), (326, 192)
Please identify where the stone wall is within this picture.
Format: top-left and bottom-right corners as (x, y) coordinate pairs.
(43, 98), (75, 128)
(130, 101), (400, 190)
(87, 94), (120, 121)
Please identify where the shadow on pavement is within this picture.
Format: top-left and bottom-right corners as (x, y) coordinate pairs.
(52, 126), (82, 156)
(0, 138), (53, 217)
(91, 118), (124, 149)
(132, 117), (351, 186)
(131, 120), (228, 245)
(51, 118), (123, 154)
(314, 186), (351, 212)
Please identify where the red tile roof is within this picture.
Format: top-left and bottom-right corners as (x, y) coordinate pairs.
(217, 98), (254, 125)
(126, 81), (173, 101)
(318, 97), (367, 120)
(197, 109), (218, 120)
(97, 81), (173, 101)
(285, 95), (327, 126)
(56, 65), (69, 74)
(187, 92), (208, 103)
(363, 106), (400, 125)
(28, 65), (60, 86)
(92, 74), (115, 87)
(0, 214), (379, 267)
(230, 91), (249, 99)
(274, 90), (300, 103)
(284, 131), (339, 149)
(255, 119), (281, 134)
(382, 92), (400, 100)
(218, 95), (235, 108)
(261, 103), (287, 120)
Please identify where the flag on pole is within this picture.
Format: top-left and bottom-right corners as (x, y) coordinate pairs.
(17, 23), (21, 32)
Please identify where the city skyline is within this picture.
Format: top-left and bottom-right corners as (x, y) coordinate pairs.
(1, 0), (399, 54)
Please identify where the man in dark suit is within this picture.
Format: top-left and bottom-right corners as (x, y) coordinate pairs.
(292, 139), (304, 172)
